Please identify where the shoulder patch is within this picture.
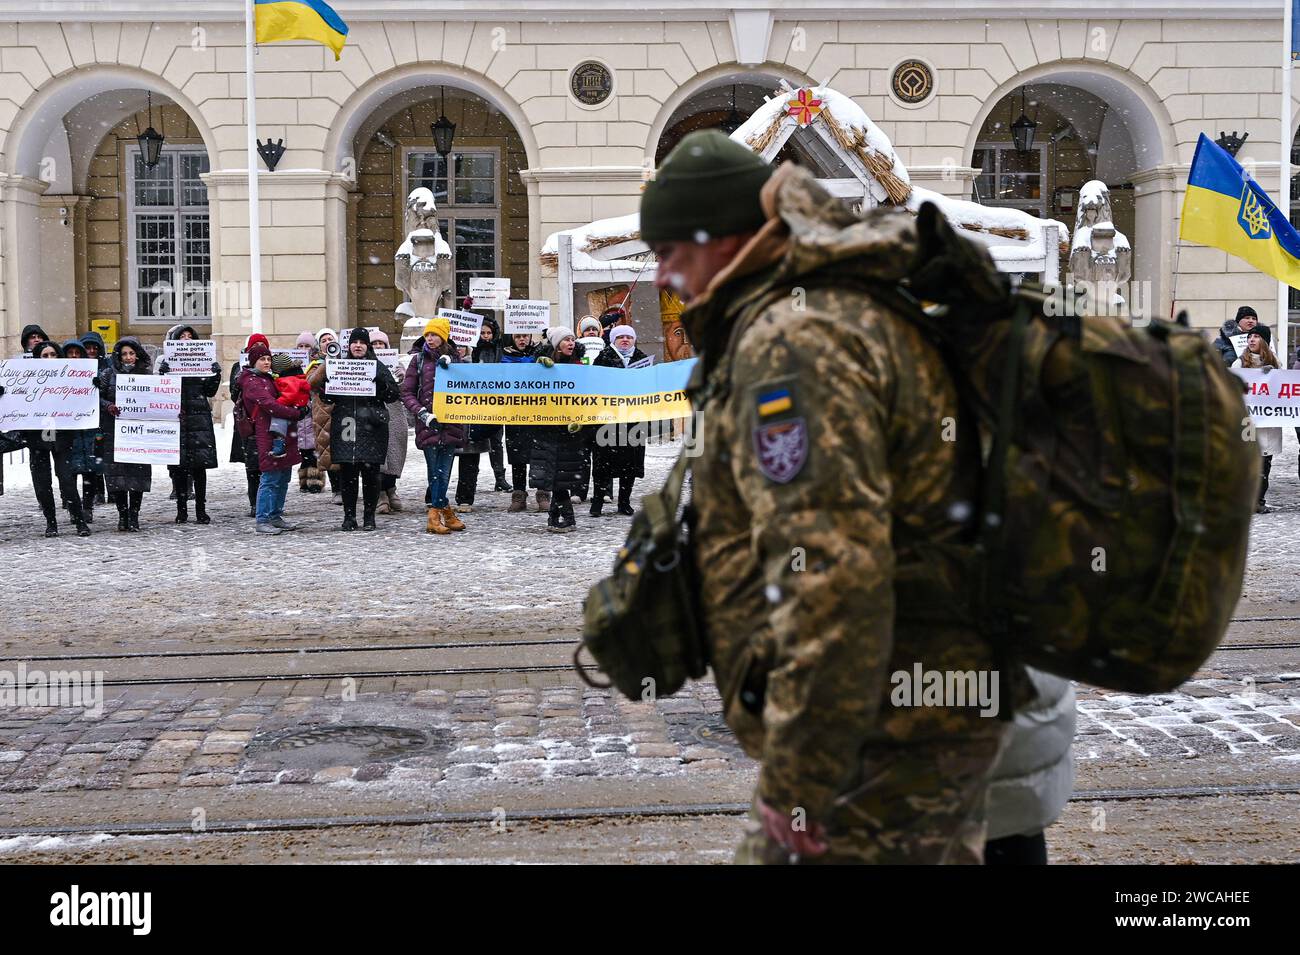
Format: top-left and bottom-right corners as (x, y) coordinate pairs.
(753, 418), (808, 483)
(756, 386), (794, 418)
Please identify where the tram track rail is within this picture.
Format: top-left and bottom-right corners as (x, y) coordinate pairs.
(2, 783), (1297, 841)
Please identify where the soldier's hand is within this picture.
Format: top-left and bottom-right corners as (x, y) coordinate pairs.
(757, 798), (829, 858)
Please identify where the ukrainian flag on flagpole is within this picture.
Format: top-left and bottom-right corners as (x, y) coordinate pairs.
(1180, 133), (1300, 289)
(254, 0), (348, 60)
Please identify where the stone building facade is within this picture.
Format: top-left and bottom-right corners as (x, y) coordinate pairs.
(0, 0), (1288, 361)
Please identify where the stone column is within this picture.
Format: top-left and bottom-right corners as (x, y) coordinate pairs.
(0, 173), (49, 357)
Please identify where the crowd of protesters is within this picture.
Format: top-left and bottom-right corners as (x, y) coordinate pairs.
(1, 304), (653, 536)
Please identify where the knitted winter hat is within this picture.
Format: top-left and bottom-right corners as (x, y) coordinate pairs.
(316, 328), (337, 346)
(423, 317), (451, 342)
(578, 315), (602, 336)
(246, 343), (272, 366)
(246, 333), (270, 351)
(271, 353), (297, 375)
(1247, 324), (1272, 344)
(609, 324), (637, 344)
(296, 330), (316, 348)
(371, 329), (390, 348)
(640, 130), (774, 243)
(347, 326), (371, 347)
(1235, 306), (1258, 323)
(547, 326), (576, 350)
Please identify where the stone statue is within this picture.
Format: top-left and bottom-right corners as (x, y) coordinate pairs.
(1068, 180), (1132, 314)
(394, 188), (453, 316)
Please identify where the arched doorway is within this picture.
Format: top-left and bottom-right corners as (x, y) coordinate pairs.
(4, 70), (217, 353)
(966, 67), (1172, 319)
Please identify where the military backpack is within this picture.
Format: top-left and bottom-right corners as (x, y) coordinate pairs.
(887, 202), (1258, 693)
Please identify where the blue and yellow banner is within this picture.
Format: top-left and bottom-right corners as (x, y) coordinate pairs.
(1180, 132), (1300, 289)
(254, 0), (348, 60)
(433, 359), (697, 425)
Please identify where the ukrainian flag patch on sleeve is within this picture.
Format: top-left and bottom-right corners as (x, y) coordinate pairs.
(756, 387), (793, 418)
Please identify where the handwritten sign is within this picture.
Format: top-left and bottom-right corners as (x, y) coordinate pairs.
(115, 374), (182, 421)
(439, 308), (484, 348)
(0, 358), (100, 430)
(114, 419), (180, 465)
(628, 355), (654, 369)
(162, 339), (216, 377)
(1230, 333), (1249, 359)
(239, 348), (310, 368)
(374, 348), (400, 373)
(469, 277), (510, 310)
(338, 328), (382, 351)
(325, 358), (376, 397)
(504, 299), (550, 335)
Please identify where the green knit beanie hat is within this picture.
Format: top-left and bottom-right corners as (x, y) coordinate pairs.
(640, 130), (774, 243)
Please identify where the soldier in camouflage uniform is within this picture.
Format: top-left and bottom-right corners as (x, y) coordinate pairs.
(641, 130), (1012, 864)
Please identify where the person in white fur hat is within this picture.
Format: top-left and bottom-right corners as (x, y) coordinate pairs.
(592, 324), (650, 515)
(576, 315), (606, 365)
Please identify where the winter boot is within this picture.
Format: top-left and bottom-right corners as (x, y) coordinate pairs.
(82, 486), (96, 523)
(194, 498), (211, 525)
(74, 517), (91, 537)
(128, 491), (142, 532)
(616, 478), (635, 516)
(591, 479), (610, 517)
(116, 495), (130, 532)
(494, 472), (512, 492)
(42, 501), (58, 538)
(426, 507), (449, 534)
(362, 507), (377, 530)
(440, 507), (466, 531)
(508, 490), (528, 513)
(175, 495), (189, 523)
(535, 489), (551, 513)
(341, 504), (358, 531)
(1257, 455), (1273, 514)
(561, 494), (577, 530)
(376, 496), (391, 515)
(387, 489), (403, 512)
(246, 470), (259, 517)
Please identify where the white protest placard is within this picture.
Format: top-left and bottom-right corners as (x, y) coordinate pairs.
(115, 374), (182, 421)
(469, 277), (510, 310)
(504, 299), (550, 335)
(114, 419), (180, 465)
(374, 348), (400, 372)
(1232, 368), (1300, 426)
(439, 308), (484, 348)
(0, 358), (99, 430)
(628, 355), (655, 369)
(1230, 333), (1249, 358)
(162, 339), (216, 377)
(325, 358), (377, 397)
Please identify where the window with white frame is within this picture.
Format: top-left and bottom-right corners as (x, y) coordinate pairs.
(972, 143), (1048, 217)
(127, 146), (211, 323)
(404, 148), (500, 299)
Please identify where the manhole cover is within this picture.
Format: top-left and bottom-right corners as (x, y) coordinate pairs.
(244, 724), (449, 770)
(663, 713), (746, 757)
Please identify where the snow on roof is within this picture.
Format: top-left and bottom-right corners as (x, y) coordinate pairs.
(543, 86), (1067, 275)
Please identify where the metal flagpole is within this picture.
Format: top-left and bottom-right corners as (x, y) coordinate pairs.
(1281, 0), (1292, 358)
(244, 0), (264, 334)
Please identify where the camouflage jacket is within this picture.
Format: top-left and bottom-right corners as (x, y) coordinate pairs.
(682, 165), (1008, 821)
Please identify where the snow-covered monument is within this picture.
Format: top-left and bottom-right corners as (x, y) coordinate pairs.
(543, 83), (1069, 337)
(1067, 180), (1132, 313)
(394, 187), (455, 321)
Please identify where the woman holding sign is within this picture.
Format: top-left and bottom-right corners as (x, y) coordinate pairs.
(10, 341), (92, 537)
(591, 325), (649, 516)
(321, 327), (400, 531)
(158, 324), (221, 525)
(1232, 330), (1284, 513)
(97, 337), (154, 532)
(500, 333), (539, 512)
(401, 317), (467, 535)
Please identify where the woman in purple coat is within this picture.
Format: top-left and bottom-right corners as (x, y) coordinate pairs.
(240, 342), (307, 535)
(400, 317), (467, 534)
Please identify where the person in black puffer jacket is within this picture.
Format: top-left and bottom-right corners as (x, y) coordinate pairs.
(77, 330), (110, 510)
(97, 336), (154, 531)
(158, 323), (221, 524)
(532, 327), (587, 532)
(313, 326), (400, 531)
(591, 323), (649, 516)
(500, 332), (539, 512)
(11, 340), (91, 537)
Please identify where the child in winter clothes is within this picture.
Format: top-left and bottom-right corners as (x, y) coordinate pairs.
(269, 354), (311, 458)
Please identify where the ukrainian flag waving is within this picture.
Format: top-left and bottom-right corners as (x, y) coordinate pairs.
(1180, 133), (1300, 288)
(255, 0), (348, 60)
